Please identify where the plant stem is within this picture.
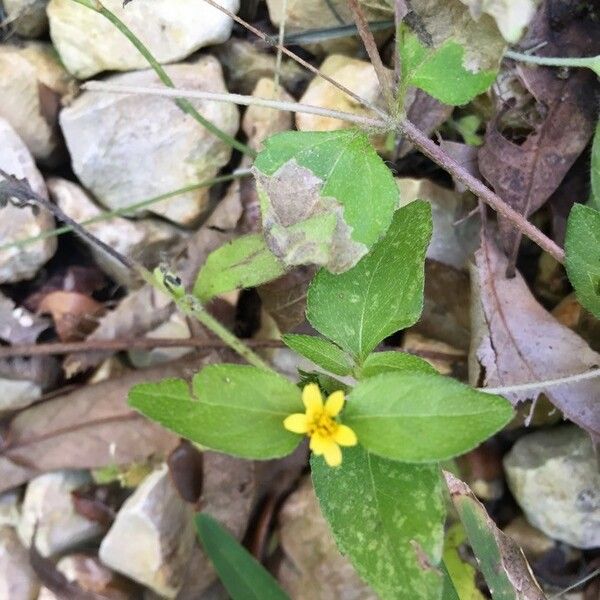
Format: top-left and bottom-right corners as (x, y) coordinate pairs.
(71, 0), (255, 158)
(481, 368), (600, 395)
(398, 119), (566, 264)
(0, 170), (250, 253)
(82, 81), (389, 129)
(505, 49), (599, 71)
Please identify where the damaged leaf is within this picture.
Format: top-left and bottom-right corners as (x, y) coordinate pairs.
(444, 472), (545, 600)
(470, 238), (600, 438)
(398, 24), (497, 105)
(193, 233), (286, 301)
(312, 446), (445, 600)
(253, 130), (398, 273)
(307, 201), (431, 361)
(565, 204), (600, 319)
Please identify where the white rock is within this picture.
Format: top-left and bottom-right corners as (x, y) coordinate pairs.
(18, 470), (103, 556)
(0, 526), (40, 600)
(504, 426), (600, 549)
(47, 177), (184, 284)
(60, 57), (239, 226)
(3, 0), (48, 37)
(242, 78), (293, 152)
(48, 0), (240, 79)
(99, 464), (196, 598)
(0, 118), (56, 283)
(0, 378), (42, 413)
(0, 490), (21, 529)
(278, 478), (376, 600)
(0, 42), (72, 162)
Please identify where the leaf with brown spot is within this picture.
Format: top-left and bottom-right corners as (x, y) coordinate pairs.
(0, 360), (205, 493)
(470, 237), (600, 438)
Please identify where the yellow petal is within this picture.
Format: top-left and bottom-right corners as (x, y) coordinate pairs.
(309, 432), (328, 455)
(325, 390), (345, 416)
(302, 383), (323, 416)
(334, 424), (358, 446)
(283, 413), (309, 434)
(323, 442), (342, 467)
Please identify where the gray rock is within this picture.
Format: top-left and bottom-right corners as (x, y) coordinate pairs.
(278, 478), (376, 600)
(48, 0), (240, 79)
(0, 490), (21, 529)
(0, 378), (42, 414)
(99, 464), (196, 598)
(18, 470), (103, 556)
(504, 426), (600, 549)
(0, 118), (56, 283)
(0, 526), (40, 599)
(0, 42), (72, 162)
(47, 177), (185, 284)
(3, 0), (48, 37)
(60, 57), (239, 226)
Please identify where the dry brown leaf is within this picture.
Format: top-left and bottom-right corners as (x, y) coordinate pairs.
(38, 290), (105, 342)
(478, 2), (599, 264)
(0, 359), (208, 494)
(470, 238), (600, 437)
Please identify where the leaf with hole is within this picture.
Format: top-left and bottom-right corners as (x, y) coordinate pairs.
(344, 372), (513, 462)
(129, 365), (302, 459)
(307, 201), (432, 361)
(312, 446), (445, 600)
(193, 233), (285, 301)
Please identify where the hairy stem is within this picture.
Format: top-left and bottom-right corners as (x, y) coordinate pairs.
(505, 49), (599, 72)
(71, 0), (255, 158)
(481, 368), (600, 395)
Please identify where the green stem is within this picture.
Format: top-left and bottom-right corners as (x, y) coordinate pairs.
(141, 268), (275, 372)
(71, 0), (256, 158)
(505, 49), (599, 72)
(0, 171), (249, 253)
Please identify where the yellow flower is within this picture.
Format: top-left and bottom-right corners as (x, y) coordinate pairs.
(283, 383), (357, 467)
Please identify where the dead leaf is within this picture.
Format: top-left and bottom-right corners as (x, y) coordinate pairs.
(0, 359), (208, 494)
(470, 237), (600, 438)
(444, 471), (546, 600)
(438, 140), (481, 192)
(38, 291), (105, 342)
(478, 2), (599, 266)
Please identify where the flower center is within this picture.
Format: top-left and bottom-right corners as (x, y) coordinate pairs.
(308, 411), (338, 438)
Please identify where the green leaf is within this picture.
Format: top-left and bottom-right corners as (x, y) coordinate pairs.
(565, 204), (600, 319)
(445, 472), (545, 600)
(195, 513), (290, 600)
(443, 524), (485, 600)
(344, 373), (513, 462)
(129, 365), (302, 459)
(311, 446), (446, 600)
(307, 201), (432, 361)
(590, 122), (600, 211)
(193, 234), (285, 301)
(282, 334), (354, 376)
(253, 130), (399, 273)
(359, 351), (437, 379)
(398, 25), (497, 106)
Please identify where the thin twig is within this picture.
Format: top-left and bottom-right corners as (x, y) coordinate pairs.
(199, 0), (389, 120)
(81, 81), (389, 129)
(0, 337), (285, 358)
(505, 49), (599, 72)
(399, 120), (566, 264)
(347, 0), (395, 111)
(274, 0), (288, 92)
(481, 368), (600, 395)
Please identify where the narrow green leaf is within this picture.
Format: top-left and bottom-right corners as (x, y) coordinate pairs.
(359, 351), (436, 379)
(128, 365), (302, 459)
(195, 513), (290, 600)
(311, 446), (446, 600)
(282, 334), (354, 376)
(590, 122), (600, 211)
(307, 201), (432, 361)
(193, 234), (286, 301)
(445, 472), (545, 600)
(345, 373), (513, 462)
(398, 25), (497, 106)
(253, 130), (399, 273)
(443, 524), (485, 600)
(565, 204), (600, 319)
